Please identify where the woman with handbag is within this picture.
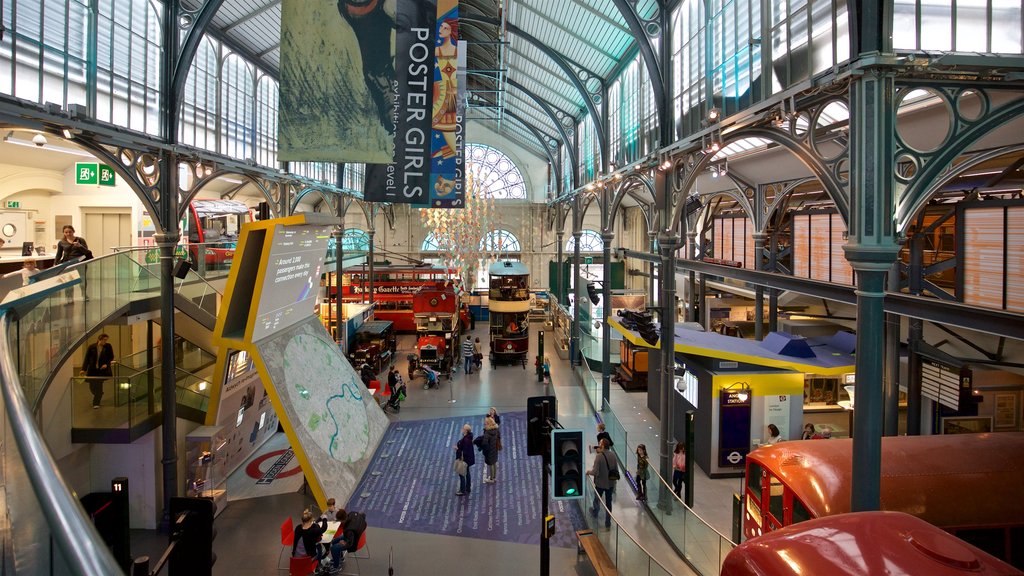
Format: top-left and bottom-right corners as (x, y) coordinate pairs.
(454, 424), (475, 496)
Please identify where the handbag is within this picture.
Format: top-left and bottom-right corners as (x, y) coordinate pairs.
(453, 458), (467, 476)
(496, 435), (503, 451)
(84, 249), (94, 260)
(604, 453), (620, 482)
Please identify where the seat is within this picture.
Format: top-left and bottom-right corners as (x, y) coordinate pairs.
(279, 517), (295, 570)
(337, 531), (369, 575)
(289, 555), (319, 576)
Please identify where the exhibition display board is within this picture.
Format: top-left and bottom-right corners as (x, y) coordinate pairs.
(205, 213), (388, 508)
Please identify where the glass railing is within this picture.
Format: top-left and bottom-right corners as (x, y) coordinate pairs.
(574, 353), (737, 575)
(7, 250), (161, 409)
(118, 337), (216, 376)
(114, 246), (223, 326)
(5, 249), (223, 413)
(0, 313), (124, 575)
(71, 364), (212, 431)
(643, 460), (735, 574)
(582, 475), (673, 575)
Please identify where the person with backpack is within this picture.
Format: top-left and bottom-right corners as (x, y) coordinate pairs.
(587, 438), (619, 529)
(324, 509), (367, 573)
(473, 416), (500, 484)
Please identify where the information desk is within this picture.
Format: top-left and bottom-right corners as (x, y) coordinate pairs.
(0, 254), (54, 275)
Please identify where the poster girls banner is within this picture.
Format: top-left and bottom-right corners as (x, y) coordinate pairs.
(279, 0), (396, 164)
(427, 1), (465, 208)
(364, 0), (438, 204)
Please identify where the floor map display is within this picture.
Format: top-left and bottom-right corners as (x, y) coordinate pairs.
(209, 213), (387, 509)
(256, 316), (388, 499)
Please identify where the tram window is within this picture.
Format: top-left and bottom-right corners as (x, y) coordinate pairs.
(747, 462), (763, 501)
(791, 496), (811, 525)
(768, 475), (784, 522)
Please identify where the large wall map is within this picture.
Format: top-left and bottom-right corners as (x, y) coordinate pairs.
(256, 315), (389, 502)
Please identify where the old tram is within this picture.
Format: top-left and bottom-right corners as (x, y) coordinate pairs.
(487, 261), (530, 368)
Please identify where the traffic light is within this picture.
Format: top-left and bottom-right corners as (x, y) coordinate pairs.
(527, 396), (556, 456)
(551, 429), (584, 499)
(586, 282), (600, 305)
(169, 497), (216, 576)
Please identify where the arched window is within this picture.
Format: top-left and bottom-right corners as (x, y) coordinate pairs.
(421, 232), (443, 251)
(565, 230), (604, 252)
(467, 143), (527, 199)
(342, 229), (370, 251)
(480, 229), (521, 252)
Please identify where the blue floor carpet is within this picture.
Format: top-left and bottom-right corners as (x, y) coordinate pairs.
(347, 411), (586, 548)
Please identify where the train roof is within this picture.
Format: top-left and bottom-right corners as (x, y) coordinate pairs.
(747, 433), (1024, 529)
(488, 260), (529, 276)
(341, 263), (455, 274)
(722, 511), (1024, 576)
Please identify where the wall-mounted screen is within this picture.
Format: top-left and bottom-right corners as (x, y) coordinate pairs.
(252, 223), (333, 341)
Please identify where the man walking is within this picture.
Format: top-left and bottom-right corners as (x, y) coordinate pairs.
(462, 335), (475, 374)
(587, 439), (618, 528)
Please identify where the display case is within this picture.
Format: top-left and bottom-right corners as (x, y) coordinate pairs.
(529, 293), (550, 322)
(185, 425), (228, 515)
(552, 303), (571, 360)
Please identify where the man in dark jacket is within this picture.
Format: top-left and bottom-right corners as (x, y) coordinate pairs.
(81, 334), (114, 408)
(326, 509), (367, 572)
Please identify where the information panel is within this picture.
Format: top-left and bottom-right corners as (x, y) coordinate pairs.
(252, 223), (333, 341)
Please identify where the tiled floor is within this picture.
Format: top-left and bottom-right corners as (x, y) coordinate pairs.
(130, 322), (737, 575)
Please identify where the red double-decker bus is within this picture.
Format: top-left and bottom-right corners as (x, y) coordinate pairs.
(337, 264), (460, 331)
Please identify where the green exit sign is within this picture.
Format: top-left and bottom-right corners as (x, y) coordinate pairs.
(4, 201), (19, 208)
(75, 162), (116, 187)
(584, 256), (594, 264)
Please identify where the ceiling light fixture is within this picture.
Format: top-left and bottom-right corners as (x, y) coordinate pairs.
(707, 107), (720, 122)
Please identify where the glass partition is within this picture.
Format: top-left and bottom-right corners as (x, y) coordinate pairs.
(582, 475), (673, 575)
(0, 314), (124, 575)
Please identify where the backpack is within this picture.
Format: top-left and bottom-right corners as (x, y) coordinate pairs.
(343, 512), (367, 552)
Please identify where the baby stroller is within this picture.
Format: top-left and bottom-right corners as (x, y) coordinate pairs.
(384, 377), (406, 414)
(421, 365), (439, 390)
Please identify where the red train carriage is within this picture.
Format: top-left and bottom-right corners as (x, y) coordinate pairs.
(723, 511), (1023, 576)
(488, 261), (530, 368)
(742, 433), (1024, 567)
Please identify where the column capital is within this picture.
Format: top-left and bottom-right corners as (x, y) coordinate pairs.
(601, 231), (615, 243)
(657, 233), (682, 249)
(842, 242), (900, 273)
(153, 233), (181, 246)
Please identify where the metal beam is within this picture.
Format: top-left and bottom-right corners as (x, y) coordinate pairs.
(616, 252), (1024, 341)
(516, 0), (620, 63)
(222, 0), (281, 33)
(569, 0), (631, 35)
(462, 14), (606, 162)
(610, 0), (666, 139)
(507, 46), (582, 111)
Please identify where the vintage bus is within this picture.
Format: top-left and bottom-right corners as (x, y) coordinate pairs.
(742, 433), (1024, 567)
(488, 260), (530, 368)
(337, 264), (460, 331)
(182, 199), (254, 270)
(724, 511), (1024, 576)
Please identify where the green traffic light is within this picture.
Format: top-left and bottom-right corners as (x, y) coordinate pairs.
(566, 487), (577, 495)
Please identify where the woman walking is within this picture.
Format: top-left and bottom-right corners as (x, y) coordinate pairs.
(55, 225), (90, 301)
(454, 424), (476, 495)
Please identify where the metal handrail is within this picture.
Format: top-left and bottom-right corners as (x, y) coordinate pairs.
(0, 314), (124, 575)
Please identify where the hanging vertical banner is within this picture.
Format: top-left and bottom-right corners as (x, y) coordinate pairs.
(426, 2), (463, 208)
(279, 0), (396, 164)
(364, 0), (437, 204)
(455, 39), (467, 203)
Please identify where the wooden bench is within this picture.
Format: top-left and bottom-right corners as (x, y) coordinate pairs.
(576, 529), (618, 576)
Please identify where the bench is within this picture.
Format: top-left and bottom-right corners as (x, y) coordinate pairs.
(576, 529), (618, 576)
